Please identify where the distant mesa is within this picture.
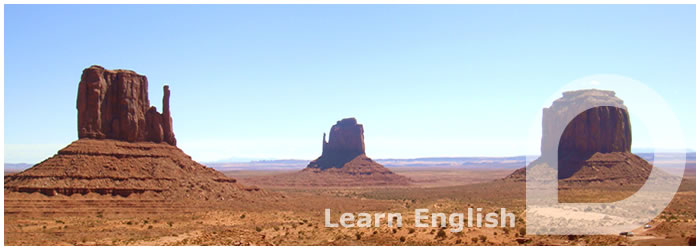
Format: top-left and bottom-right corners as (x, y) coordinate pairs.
(245, 117), (412, 187)
(544, 89), (637, 179)
(505, 89), (652, 186)
(542, 89), (631, 159)
(5, 65), (264, 200)
(307, 117), (366, 170)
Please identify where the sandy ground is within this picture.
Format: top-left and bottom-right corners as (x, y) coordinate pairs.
(4, 168), (695, 246)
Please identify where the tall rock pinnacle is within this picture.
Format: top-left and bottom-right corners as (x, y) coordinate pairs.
(161, 85), (176, 145)
(76, 65), (176, 145)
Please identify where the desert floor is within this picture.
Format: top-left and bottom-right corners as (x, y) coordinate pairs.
(4, 167), (696, 246)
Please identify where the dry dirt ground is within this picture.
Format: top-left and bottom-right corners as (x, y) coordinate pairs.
(4, 167), (695, 246)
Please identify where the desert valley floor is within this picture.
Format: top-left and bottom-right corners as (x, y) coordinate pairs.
(4, 166), (696, 246)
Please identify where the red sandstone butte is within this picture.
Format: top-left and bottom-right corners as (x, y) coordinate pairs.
(247, 118), (412, 187)
(541, 89), (631, 159)
(505, 89), (651, 183)
(77, 65), (176, 145)
(5, 65), (266, 200)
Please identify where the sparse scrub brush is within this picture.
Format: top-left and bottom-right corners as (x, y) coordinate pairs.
(436, 229), (447, 239)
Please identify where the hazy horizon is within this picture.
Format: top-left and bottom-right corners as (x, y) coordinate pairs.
(4, 5), (696, 163)
(5, 148), (696, 165)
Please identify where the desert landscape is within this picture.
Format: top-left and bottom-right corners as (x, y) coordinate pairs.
(3, 66), (695, 246)
(4, 163), (695, 246)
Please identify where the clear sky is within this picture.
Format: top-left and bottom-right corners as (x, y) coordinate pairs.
(4, 4), (696, 163)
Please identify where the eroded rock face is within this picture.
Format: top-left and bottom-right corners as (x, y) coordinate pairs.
(544, 90), (633, 179)
(505, 89), (644, 183)
(320, 118), (365, 162)
(541, 89), (631, 158)
(557, 106), (631, 155)
(77, 65), (176, 146)
(291, 118), (411, 186)
(4, 65), (269, 200)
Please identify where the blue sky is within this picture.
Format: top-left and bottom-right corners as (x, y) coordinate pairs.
(4, 4), (696, 163)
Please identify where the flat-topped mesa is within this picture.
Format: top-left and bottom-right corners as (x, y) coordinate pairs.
(322, 117), (365, 157)
(4, 65), (270, 199)
(541, 89), (631, 159)
(543, 89), (634, 180)
(309, 117), (366, 170)
(505, 89), (638, 182)
(251, 117), (412, 186)
(77, 65), (176, 146)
